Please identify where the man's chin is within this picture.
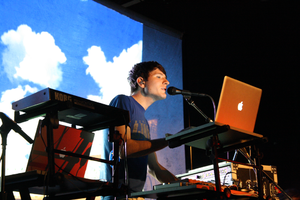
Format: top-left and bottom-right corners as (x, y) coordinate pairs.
(160, 95), (167, 100)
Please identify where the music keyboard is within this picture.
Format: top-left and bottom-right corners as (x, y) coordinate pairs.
(12, 88), (130, 131)
(166, 122), (264, 150)
(131, 179), (259, 199)
(153, 179), (216, 191)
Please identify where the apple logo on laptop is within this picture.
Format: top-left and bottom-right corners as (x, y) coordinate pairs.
(238, 101), (243, 111)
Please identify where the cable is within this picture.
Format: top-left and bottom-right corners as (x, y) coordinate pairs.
(206, 95), (217, 121)
(223, 171), (236, 186)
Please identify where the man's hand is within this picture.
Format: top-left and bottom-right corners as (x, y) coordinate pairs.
(148, 152), (179, 184)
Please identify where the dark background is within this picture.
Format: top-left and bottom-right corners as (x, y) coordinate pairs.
(103, 0), (299, 190)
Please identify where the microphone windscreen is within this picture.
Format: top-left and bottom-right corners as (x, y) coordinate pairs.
(167, 87), (177, 95)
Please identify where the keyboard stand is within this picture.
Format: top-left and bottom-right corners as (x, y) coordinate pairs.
(166, 122), (267, 199)
(6, 88), (131, 199)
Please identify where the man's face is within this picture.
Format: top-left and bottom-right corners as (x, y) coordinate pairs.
(143, 68), (169, 101)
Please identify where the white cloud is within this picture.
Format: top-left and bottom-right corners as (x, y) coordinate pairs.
(83, 40), (143, 104)
(82, 41), (142, 179)
(1, 24), (66, 88)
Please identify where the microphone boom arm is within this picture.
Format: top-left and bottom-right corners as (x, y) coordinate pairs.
(0, 112), (33, 144)
(183, 95), (213, 123)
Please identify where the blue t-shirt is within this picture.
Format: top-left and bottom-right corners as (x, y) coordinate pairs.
(109, 95), (150, 193)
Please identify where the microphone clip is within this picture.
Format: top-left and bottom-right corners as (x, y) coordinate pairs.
(167, 86), (206, 97)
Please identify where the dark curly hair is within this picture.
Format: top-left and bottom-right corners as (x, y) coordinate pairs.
(128, 61), (167, 94)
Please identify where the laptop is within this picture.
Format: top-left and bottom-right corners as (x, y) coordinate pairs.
(26, 120), (95, 178)
(166, 76), (263, 149)
(215, 76), (262, 133)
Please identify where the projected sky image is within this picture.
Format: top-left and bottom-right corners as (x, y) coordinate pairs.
(0, 0), (143, 177)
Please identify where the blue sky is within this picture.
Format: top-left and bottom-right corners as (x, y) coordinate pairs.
(0, 0), (142, 176)
(0, 0), (142, 98)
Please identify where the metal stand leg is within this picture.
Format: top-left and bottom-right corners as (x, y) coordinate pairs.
(211, 135), (222, 194)
(253, 145), (263, 200)
(206, 134), (223, 199)
(19, 188), (31, 200)
(42, 112), (59, 187)
(109, 128), (122, 198)
(1, 132), (8, 200)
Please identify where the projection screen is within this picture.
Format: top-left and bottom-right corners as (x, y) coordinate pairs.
(0, 0), (184, 194)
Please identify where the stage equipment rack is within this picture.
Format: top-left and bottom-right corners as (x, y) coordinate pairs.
(131, 122), (268, 200)
(2, 88), (130, 200)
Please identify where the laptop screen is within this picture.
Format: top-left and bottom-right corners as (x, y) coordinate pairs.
(26, 120), (95, 178)
(215, 76), (262, 132)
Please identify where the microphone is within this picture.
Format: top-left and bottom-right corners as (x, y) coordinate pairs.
(0, 112), (34, 144)
(167, 86), (206, 97)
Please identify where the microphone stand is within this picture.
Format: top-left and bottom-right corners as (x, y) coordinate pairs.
(183, 95), (213, 123)
(0, 112), (33, 200)
(183, 95), (224, 195)
(0, 123), (9, 200)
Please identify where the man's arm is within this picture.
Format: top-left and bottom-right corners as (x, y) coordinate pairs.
(116, 125), (169, 158)
(147, 152), (179, 183)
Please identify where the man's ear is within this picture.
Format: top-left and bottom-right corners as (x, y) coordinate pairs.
(137, 77), (145, 88)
